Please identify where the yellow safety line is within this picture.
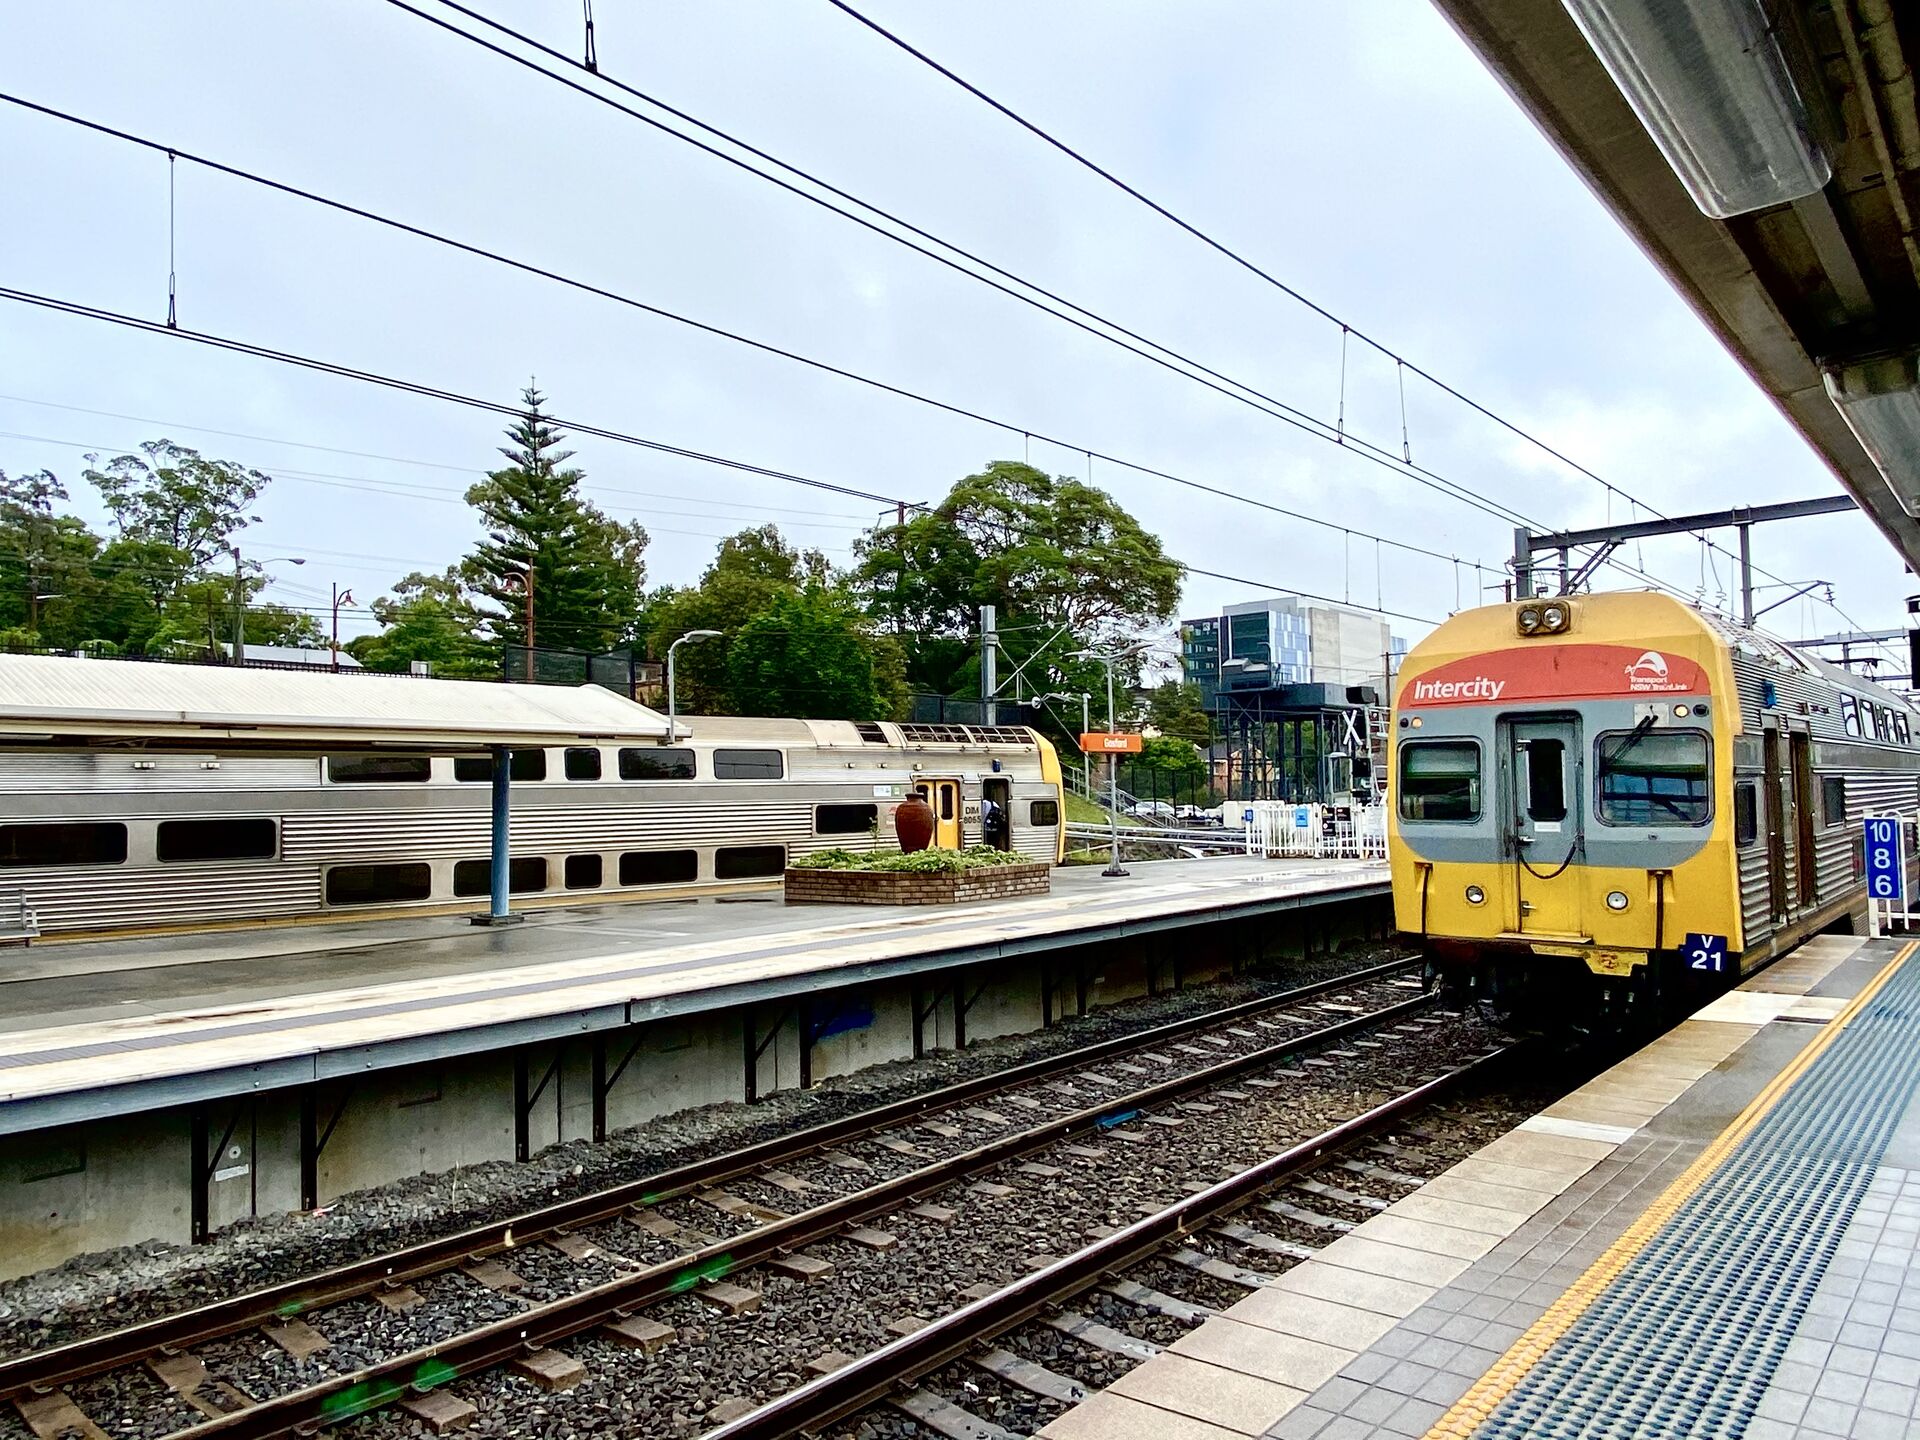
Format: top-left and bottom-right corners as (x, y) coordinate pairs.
(1422, 939), (1919, 1440)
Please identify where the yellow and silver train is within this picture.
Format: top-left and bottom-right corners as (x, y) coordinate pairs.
(1389, 591), (1918, 1012)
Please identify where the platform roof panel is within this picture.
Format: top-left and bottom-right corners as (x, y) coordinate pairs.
(0, 653), (671, 749)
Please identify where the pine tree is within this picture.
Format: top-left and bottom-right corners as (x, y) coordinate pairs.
(462, 387), (647, 667)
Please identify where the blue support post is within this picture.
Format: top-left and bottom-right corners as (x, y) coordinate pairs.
(471, 745), (523, 926)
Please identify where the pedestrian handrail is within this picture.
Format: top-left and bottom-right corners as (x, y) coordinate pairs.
(0, 887), (39, 944)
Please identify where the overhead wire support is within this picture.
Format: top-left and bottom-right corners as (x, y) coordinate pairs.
(0, 283), (1443, 628)
(165, 149), (177, 329)
(0, 88), (1489, 577)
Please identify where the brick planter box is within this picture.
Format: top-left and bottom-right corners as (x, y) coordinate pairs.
(784, 861), (1052, 906)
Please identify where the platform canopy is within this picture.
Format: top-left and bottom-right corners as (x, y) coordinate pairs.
(0, 652), (672, 750)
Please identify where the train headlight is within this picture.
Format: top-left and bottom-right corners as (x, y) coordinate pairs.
(1517, 600), (1571, 636)
(1606, 890), (1630, 911)
(1465, 884), (1486, 905)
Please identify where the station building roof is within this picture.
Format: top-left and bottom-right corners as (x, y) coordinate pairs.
(0, 652), (671, 751)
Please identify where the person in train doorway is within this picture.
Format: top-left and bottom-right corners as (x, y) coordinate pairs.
(981, 794), (1010, 852)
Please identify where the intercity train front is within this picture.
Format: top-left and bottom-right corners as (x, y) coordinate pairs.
(1388, 592), (1744, 1019)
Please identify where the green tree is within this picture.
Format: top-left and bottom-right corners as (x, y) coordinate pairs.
(83, 439), (267, 572)
(0, 469), (104, 648)
(647, 525), (835, 713)
(1139, 734), (1208, 778)
(1145, 680), (1213, 746)
(348, 569), (499, 678)
(463, 387), (649, 661)
(855, 461), (1181, 697)
(724, 590), (892, 720)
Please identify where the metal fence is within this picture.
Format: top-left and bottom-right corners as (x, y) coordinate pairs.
(1239, 800), (1387, 859)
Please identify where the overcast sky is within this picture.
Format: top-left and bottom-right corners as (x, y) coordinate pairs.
(1, 1), (1905, 676)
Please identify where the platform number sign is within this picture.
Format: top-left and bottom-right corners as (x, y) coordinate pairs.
(1866, 817), (1905, 904)
(1684, 932), (1728, 974)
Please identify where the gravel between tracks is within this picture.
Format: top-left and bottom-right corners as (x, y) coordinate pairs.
(339, 1008), (1501, 1440)
(0, 947), (1400, 1358)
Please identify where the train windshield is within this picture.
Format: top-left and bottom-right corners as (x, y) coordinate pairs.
(1398, 741), (1481, 821)
(1596, 729), (1710, 825)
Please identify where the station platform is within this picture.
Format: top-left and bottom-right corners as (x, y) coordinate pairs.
(0, 854), (1384, 1135)
(1039, 931), (1920, 1440)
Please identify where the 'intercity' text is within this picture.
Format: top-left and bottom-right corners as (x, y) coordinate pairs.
(1408, 677), (1506, 703)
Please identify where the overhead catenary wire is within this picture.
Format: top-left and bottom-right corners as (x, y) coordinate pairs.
(0, 90), (1495, 577)
(356, 9), (1557, 538)
(821, 0), (1882, 628)
(0, 283), (1440, 629)
(376, 3), (1821, 615)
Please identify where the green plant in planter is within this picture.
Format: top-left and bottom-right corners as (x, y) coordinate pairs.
(789, 845), (1031, 874)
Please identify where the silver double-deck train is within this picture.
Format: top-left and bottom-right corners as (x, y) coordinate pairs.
(0, 699), (1067, 939)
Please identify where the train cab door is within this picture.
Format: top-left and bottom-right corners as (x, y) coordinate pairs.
(1502, 715), (1584, 937)
(915, 779), (963, 849)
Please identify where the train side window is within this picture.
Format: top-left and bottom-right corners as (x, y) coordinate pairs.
(564, 747), (603, 781)
(1899, 715), (1913, 746)
(453, 751), (547, 783)
(1822, 777), (1847, 827)
(620, 849), (699, 885)
(452, 857), (547, 896)
(1597, 730), (1710, 826)
(939, 787), (955, 821)
(1842, 697), (1861, 738)
(1030, 799), (1060, 827)
(714, 748), (784, 780)
(157, 818), (278, 863)
(1397, 742), (1481, 822)
(326, 863), (432, 905)
(0, 822), (128, 867)
(815, 804), (878, 835)
(1525, 738), (1567, 823)
(1734, 783), (1758, 847)
(618, 747), (696, 780)
(328, 754), (431, 784)
(565, 854), (603, 889)
(716, 844), (786, 878)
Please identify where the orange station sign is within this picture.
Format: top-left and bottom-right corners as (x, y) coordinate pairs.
(1080, 732), (1144, 754)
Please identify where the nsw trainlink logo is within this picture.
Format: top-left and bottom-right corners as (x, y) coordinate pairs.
(1624, 651), (1686, 692)
(1407, 676), (1506, 703)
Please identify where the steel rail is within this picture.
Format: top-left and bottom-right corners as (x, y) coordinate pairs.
(102, 994), (1439, 1438)
(705, 1043), (1519, 1439)
(0, 957), (1420, 1399)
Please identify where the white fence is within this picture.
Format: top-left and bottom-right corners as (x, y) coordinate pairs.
(1239, 801), (1388, 860)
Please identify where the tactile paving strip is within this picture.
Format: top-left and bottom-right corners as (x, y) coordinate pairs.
(1473, 953), (1920, 1439)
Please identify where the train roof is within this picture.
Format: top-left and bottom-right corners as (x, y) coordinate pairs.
(0, 652), (673, 750)
(1401, 591), (1918, 715)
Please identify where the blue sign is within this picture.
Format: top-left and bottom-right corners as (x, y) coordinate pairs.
(1684, 932), (1729, 973)
(1294, 805), (1311, 828)
(1865, 817), (1905, 904)
(1242, 808), (1255, 823)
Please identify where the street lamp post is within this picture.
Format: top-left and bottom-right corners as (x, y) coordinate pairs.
(330, 584), (355, 672)
(666, 630), (722, 742)
(230, 548), (305, 663)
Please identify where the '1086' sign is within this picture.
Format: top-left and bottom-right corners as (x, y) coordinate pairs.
(1866, 817), (1905, 903)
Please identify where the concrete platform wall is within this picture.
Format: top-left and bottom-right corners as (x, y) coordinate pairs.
(0, 893), (1390, 1279)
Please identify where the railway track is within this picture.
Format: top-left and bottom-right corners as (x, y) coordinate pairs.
(732, 1047), (1518, 1440)
(1, 960), (1430, 1436)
